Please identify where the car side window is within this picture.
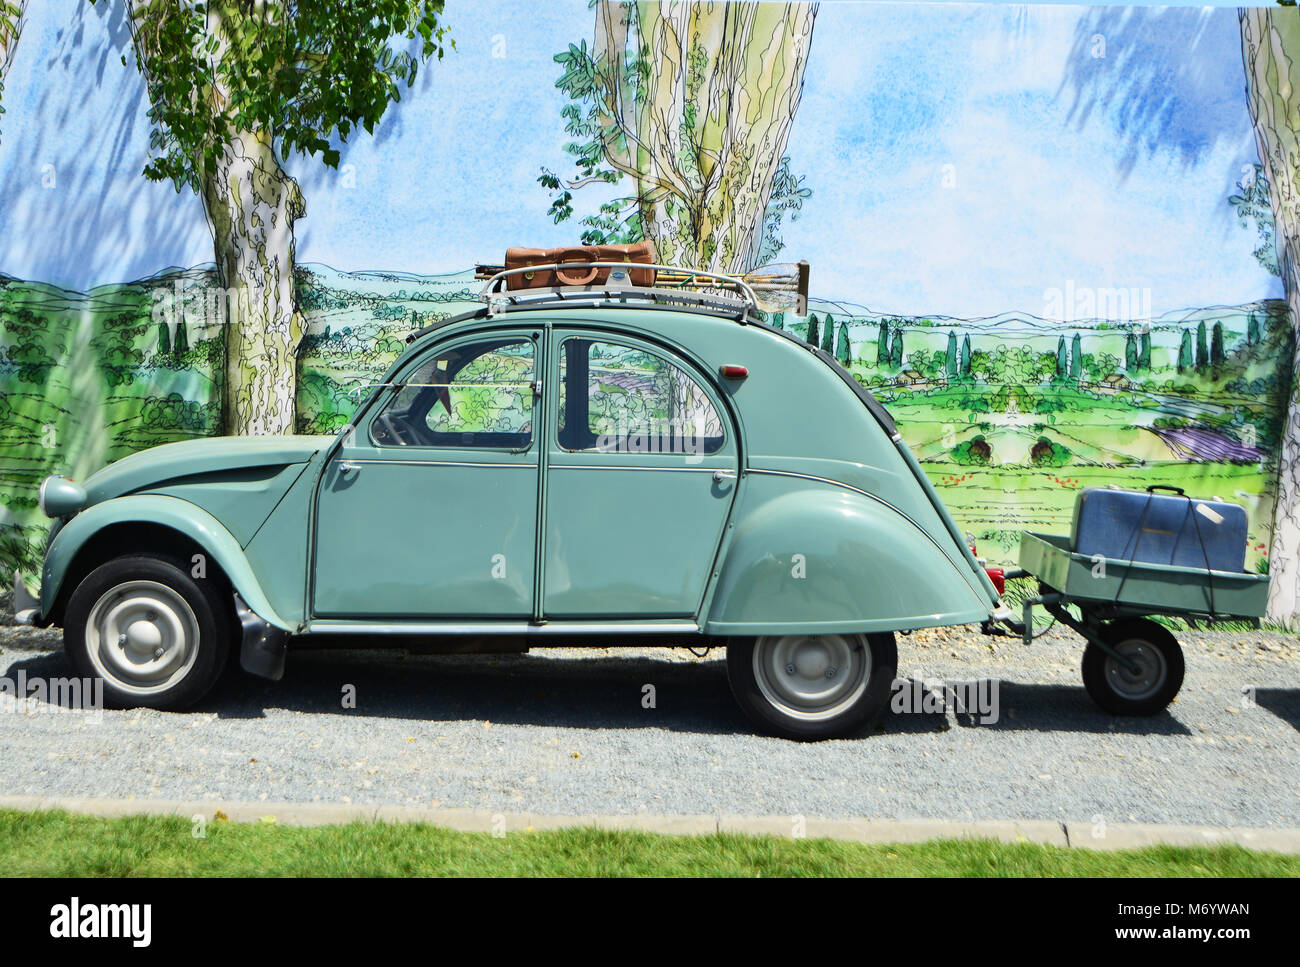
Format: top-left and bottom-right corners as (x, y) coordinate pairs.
(557, 338), (724, 454)
(370, 338), (535, 449)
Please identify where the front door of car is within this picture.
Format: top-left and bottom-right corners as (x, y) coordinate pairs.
(541, 330), (740, 619)
(312, 332), (541, 618)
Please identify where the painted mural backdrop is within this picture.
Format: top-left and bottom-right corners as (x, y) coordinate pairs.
(1, 2), (1298, 623)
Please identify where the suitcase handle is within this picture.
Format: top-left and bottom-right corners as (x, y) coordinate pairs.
(1146, 484), (1186, 496)
(555, 249), (600, 286)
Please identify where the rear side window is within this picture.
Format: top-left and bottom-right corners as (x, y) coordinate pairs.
(557, 338), (724, 455)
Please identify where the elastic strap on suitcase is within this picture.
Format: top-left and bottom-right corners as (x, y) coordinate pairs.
(1111, 485), (1217, 617)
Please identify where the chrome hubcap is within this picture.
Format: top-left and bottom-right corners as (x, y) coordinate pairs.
(1105, 638), (1167, 701)
(753, 634), (870, 721)
(84, 580), (199, 694)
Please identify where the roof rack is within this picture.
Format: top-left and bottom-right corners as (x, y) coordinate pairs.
(474, 260), (810, 320)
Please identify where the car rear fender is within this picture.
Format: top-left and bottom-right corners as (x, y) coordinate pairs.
(705, 478), (994, 636)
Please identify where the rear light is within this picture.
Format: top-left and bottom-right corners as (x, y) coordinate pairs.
(720, 364), (748, 379)
(984, 566), (1006, 595)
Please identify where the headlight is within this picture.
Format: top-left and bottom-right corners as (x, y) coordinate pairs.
(38, 475), (86, 519)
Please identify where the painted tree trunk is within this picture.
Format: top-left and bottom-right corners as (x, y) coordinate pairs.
(1241, 9), (1300, 627)
(200, 129), (305, 436)
(594, 0), (816, 274)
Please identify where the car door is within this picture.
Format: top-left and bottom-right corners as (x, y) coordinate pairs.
(312, 332), (541, 619)
(541, 330), (739, 619)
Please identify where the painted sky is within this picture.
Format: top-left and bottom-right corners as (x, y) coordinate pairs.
(0, 1), (1282, 318)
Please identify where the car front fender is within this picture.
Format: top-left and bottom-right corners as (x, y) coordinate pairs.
(705, 478), (994, 636)
(40, 494), (293, 631)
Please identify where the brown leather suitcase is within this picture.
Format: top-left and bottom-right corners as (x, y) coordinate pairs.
(503, 242), (656, 290)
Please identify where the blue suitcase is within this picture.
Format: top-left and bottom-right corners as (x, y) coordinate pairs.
(1071, 485), (1248, 573)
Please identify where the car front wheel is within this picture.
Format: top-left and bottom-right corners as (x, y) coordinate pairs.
(726, 632), (897, 740)
(63, 555), (231, 710)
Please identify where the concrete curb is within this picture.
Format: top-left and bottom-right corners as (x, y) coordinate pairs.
(1, 795), (1297, 853)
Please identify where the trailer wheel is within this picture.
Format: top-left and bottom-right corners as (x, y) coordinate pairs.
(727, 632), (897, 740)
(1081, 618), (1184, 716)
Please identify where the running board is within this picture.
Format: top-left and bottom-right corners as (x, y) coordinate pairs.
(304, 620), (701, 637)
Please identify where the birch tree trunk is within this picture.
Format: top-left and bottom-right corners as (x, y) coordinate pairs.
(594, 1), (816, 274)
(1241, 9), (1300, 628)
(202, 129), (305, 436)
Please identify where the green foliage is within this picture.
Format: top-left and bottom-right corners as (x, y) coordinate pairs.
(1124, 332), (1138, 371)
(960, 334), (971, 375)
(1069, 333), (1082, 380)
(951, 434), (992, 466)
(889, 329), (904, 369)
(820, 313), (835, 354)
(1196, 320), (1209, 373)
(99, 0), (451, 191)
(1228, 164), (1281, 277)
(805, 314), (819, 348)
(1030, 435), (1072, 467)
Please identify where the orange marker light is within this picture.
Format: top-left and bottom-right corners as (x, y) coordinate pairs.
(720, 365), (748, 379)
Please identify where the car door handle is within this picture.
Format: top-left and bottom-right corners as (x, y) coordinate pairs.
(339, 460), (362, 475)
(712, 469), (737, 483)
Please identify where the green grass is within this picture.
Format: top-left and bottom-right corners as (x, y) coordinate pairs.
(0, 809), (1295, 877)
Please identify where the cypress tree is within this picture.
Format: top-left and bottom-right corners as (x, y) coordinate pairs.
(1195, 320), (1208, 373)
(806, 314), (819, 348)
(1211, 321), (1226, 368)
(890, 329), (904, 369)
(174, 319), (190, 357)
(1247, 312), (1262, 346)
(878, 323), (890, 366)
(960, 334), (971, 375)
(834, 322), (851, 366)
(1125, 332), (1138, 371)
(1056, 335), (1067, 377)
(946, 330), (958, 378)
(157, 320), (172, 358)
(821, 313), (836, 354)
(1177, 328), (1193, 373)
(1069, 332), (1082, 380)
(1138, 330), (1151, 371)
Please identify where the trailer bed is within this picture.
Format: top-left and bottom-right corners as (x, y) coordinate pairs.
(1019, 531), (1269, 619)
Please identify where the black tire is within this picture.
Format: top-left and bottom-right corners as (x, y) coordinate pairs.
(1081, 618), (1184, 716)
(726, 632), (897, 740)
(63, 554), (232, 710)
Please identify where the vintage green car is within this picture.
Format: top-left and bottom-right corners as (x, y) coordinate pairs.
(14, 263), (1005, 739)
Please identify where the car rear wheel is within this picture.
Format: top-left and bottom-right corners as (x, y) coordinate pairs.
(726, 632), (897, 740)
(64, 555), (231, 710)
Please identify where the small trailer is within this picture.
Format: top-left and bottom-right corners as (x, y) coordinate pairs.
(1005, 525), (1270, 716)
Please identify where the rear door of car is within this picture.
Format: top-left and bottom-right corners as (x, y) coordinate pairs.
(540, 329), (740, 619)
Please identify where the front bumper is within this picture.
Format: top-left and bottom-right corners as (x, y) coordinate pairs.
(10, 572), (45, 627)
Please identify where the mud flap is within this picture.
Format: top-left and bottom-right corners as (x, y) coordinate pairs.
(234, 592), (289, 681)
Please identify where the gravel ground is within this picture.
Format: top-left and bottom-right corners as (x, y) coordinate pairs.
(0, 618), (1296, 826)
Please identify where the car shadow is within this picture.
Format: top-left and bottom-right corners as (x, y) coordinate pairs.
(209, 649), (753, 736)
(1, 648), (1196, 738)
